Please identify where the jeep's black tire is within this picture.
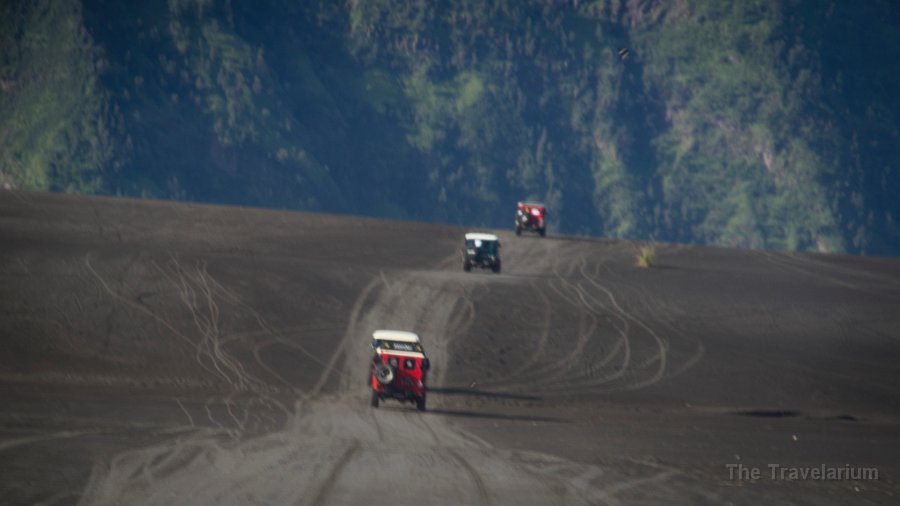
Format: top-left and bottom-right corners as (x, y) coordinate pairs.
(515, 226), (522, 236)
(374, 363), (394, 385)
(416, 396), (426, 411)
(463, 261), (471, 272)
(492, 262), (501, 273)
(539, 227), (546, 237)
(371, 390), (379, 408)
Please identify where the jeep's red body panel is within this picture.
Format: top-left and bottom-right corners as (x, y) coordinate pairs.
(518, 202), (546, 220)
(371, 352), (427, 397)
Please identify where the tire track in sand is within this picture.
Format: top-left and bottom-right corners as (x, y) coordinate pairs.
(305, 440), (361, 506)
(447, 448), (492, 506)
(76, 248), (690, 505)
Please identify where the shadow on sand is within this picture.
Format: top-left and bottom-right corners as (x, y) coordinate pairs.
(423, 408), (569, 423)
(428, 386), (542, 402)
(378, 405), (568, 423)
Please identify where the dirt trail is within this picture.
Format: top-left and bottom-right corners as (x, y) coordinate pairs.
(75, 245), (698, 505)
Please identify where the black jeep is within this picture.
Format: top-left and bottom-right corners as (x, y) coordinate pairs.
(463, 233), (501, 273)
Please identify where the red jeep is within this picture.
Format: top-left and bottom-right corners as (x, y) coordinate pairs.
(369, 330), (429, 411)
(515, 201), (547, 237)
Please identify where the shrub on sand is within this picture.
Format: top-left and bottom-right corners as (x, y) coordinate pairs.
(636, 245), (656, 268)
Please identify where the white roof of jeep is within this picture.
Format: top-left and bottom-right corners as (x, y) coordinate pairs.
(465, 233), (499, 242)
(372, 330), (420, 343)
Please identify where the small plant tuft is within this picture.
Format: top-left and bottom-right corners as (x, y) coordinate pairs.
(636, 245), (656, 268)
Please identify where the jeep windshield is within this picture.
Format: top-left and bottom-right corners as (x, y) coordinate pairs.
(466, 239), (498, 254)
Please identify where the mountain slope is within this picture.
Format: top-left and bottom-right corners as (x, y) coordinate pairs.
(1, 0), (898, 254)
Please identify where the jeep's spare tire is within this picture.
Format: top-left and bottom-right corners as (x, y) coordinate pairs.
(374, 363), (394, 385)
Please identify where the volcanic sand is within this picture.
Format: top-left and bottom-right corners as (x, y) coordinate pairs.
(2, 191), (899, 505)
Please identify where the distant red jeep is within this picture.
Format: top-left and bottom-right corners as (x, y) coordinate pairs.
(515, 201), (547, 237)
(369, 330), (429, 411)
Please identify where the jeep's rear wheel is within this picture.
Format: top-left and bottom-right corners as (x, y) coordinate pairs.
(463, 260), (471, 272)
(515, 226), (522, 236)
(371, 390), (379, 408)
(416, 396), (426, 411)
(539, 227), (546, 237)
(492, 261), (501, 273)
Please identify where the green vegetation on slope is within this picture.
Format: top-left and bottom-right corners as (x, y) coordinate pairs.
(0, 0), (120, 193)
(1, 0), (898, 255)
